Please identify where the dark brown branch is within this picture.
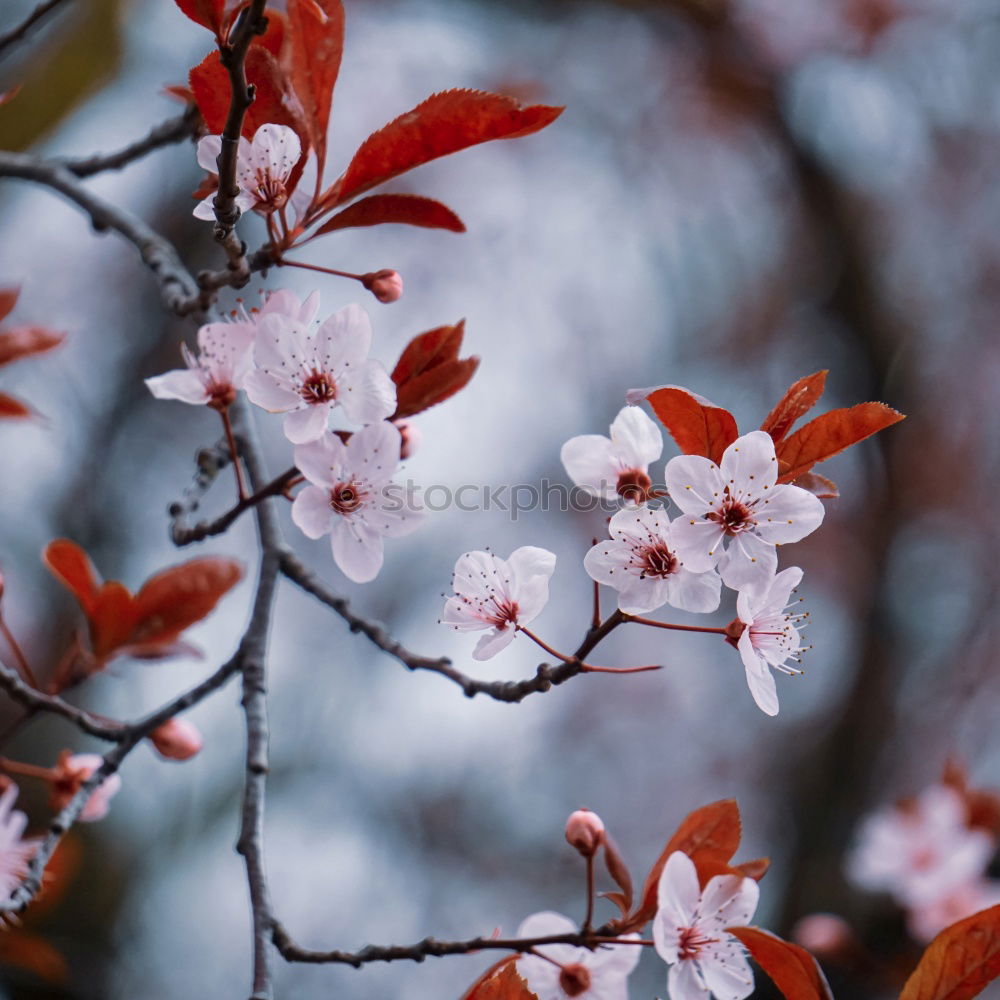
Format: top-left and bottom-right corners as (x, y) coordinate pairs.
(0, 0), (72, 57)
(62, 106), (200, 178)
(271, 919), (625, 967)
(0, 151), (202, 316)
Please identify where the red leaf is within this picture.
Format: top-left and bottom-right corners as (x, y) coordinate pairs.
(313, 193), (466, 236)
(632, 800), (742, 929)
(43, 539), (102, 615)
(729, 926), (834, 1000)
(0, 931), (68, 985)
(0, 326), (65, 367)
(760, 371), (827, 443)
(733, 857), (771, 881)
(287, 0), (344, 172)
(603, 833), (634, 915)
(0, 286), (19, 323)
(130, 557), (243, 648)
(331, 89), (563, 206)
(462, 957), (538, 1000)
(391, 321), (479, 419)
(792, 471), (839, 499)
(190, 47), (306, 141)
(256, 7), (287, 57)
(173, 0), (225, 35)
(775, 402), (905, 483)
(642, 386), (739, 465)
(392, 321), (464, 384)
(89, 582), (137, 661)
(900, 904), (1000, 1000)
(0, 394), (32, 419)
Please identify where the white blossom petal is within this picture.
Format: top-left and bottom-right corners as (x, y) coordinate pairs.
(719, 431), (778, 494)
(664, 455), (724, 513)
(669, 960), (711, 1000)
(561, 434), (619, 495)
(291, 486), (333, 539)
(145, 369), (208, 405)
(751, 484), (825, 544)
(473, 626), (517, 660)
(330, 518), (384, 583)
(283, 404), (330, 444)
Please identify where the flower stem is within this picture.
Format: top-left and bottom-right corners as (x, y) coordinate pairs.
(0, 755), (55, 782)
(581, 663), (662, 675)
(518, 627), (574, 664)
(219, 406), (249, 501)
(583, 854), (595, 932)
(279, 258), (364, 283)
(0, 616), (38, 689)
(623, 615), (727, 635)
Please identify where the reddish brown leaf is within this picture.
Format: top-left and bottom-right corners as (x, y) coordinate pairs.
(287, 0), (344, 170)
(392, 321), (465, 385)
(603, 833), (634, 915)
(393, 358), (479, 420)
(174, 0), (225, 35)
(0, 326), (65, 367)
(734, 857), (771, 881)
(729, 926), (834, 1000)
(0, 394), (31, 419)
(314, 193), (466, 236)
(130, 557), (243, 648)
(43, 540), (102, 615)
(0, 286), (19, 323)
(792, 472), (839, 499)
(256, 7), (287, 57)
(89, 582), (137, 661)
(332, 89), (563, 206)
(775, 402), (905, 483)
(632, 800), (742, 929)
(0, 932), (68, 985)
(899, 904), (1000, 1000)
(462, 957), (538, 1000)
(643, 386), (739, 465)
(761, 371), (827, 443)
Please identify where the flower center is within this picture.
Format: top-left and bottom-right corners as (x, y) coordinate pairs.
(206, 381), (236, 411)
(708, 496), (755, 535)
(678, 925), (715, 961)
(640, 542), (678, 579)
(488, 597), (519, 628)
(329, 482), (363, 515)
(616, 468), (653, 503)
(300, 370), (337, 405)
(252, 169), (289, 213)
(558, 963), (592, 997)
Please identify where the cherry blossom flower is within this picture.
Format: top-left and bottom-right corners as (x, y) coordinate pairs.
(244, 303), (396, 443)
(0, 782), (38, 900)
(49, 752), (122, 823)
(561, 406), (663, 503)
(847, 784), (995, 908)
(653, 851), (759, 1000)
(730, 566), (809, 716)
(664, 431), (824, 589)
(193, 123), (301, 220)
(908, 879), (1000, 943)
(291, 422), (422, 583)
(584, 506), (721, 615)
(515, 911), (640, 1000)
(440, 546), (556, 660)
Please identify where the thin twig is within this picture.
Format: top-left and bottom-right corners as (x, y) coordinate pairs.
(0, 0), (72, 57)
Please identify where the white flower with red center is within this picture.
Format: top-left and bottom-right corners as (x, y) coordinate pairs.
(244, 302), (396, 443)
(49, 752), (122, 823)
(440, 546), (556, 660)
(847, 784), (995, 908)
(0, 782), (38, 899)
(731, 566), (809, 716)
(653, 851), (759, 1000)
(515, 911), (640, 1000)
(561, 406), (662, 503)
(584, 506), (721, 615)
(291, 422), (422, 583)
(193, 123), (301, 220)
(664, 431), (825, 589)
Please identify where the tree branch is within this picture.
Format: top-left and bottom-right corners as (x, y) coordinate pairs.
(0, 0), (72, 58)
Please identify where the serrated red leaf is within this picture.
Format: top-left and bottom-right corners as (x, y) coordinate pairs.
(0, 326), (65, 367)
(733, 857), (770, 881)
(0, 393), (31, 419)
(287, 0), (343, 172)
(761, 371), (827, 443)
(462, 957), (538, 1000)
(729, 926), (834, 1000)
(900, 904), (1000, 1000)
(643, 386), (739, 465)
(174, 0), (226, 35)
(130, 557), (242, 649)
(89, 582), (137, 660)
(792, 471), (839, 499)
(393, 358), (479, 420)
(391, 321), (465, 384)
(0, 287), (19, 323)
(631, 800), (743, 929)
(313, 193), (466, 236)
(775, 402), (905, 483)
(256, 7), (287, 57)
(331, 89), (563, 206)
(43, 539), (102, 615)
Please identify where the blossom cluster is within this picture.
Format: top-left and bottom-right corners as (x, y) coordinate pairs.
(848, 778), (1000, 942)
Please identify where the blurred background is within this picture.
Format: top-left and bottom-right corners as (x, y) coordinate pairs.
(0, 0), (999, 996)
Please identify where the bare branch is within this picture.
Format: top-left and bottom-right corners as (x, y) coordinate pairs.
(62, 105), (200, 178)
(0, 0), (72, 58)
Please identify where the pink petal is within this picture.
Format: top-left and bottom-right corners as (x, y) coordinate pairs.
(610, 405), (662, 467)
(664, 454), (724, 514)
(315, 302), (372, 368)
(507, 546), (557, 585)
(669, 518), (725, 573)
(657, 851), (701, 930)
(440, 596), (488, 631)
(669, 959), (710, 1000)
(291, 486), (333, 539)
(345, 420), (400, 486)
(254, 312), (307, 371)
(561, 433), (618, 495)
(340, 360), (396, 425)
(718, 532), (776, 590)
(738, 632), (779, 716)
(145, 369), (208, 405)
(720, 430), (779, 494)
(294, 434), (346, 488)
(583, 539), (633, 587)
(196, 135), (222, 173)
(751, 484), (825, 544)
(699, 944), (755, 1000)
(664, 568), (722, 614)
(283, 404), (330, 444)
(242, 369), (301, 412)
(330, 518), (384, 583)
(473, 625), (516, 660)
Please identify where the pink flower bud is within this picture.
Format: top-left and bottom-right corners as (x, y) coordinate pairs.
(565, 808), (605, 857)
(149, 717), (204, 761)
(362, 269), (403, 304)
(50, 751), (121, 822)
(791, 913), (854, 958)
(394, 419), (422, 460)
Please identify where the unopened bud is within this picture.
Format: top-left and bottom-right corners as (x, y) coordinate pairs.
(565, 808), (605, 857)
(791, 913), (854, 959)
(362, 269), (403, 304)
(149, 717), (203, 761)
(395, 419), (422, 460)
